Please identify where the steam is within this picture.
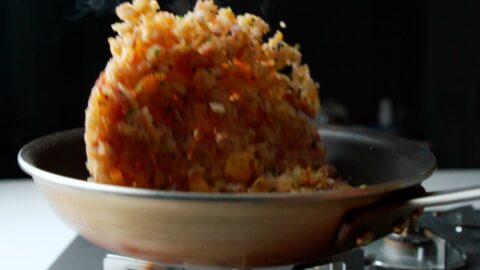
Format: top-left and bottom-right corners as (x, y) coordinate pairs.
(80, 0), (122, 14)
(66, 0), (273, 23)
(255, 0), (274, 24)
(66, 0), (124, 20)
(66, 0), (195, 21)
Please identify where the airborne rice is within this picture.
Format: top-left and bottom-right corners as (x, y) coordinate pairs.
(85, 0), (349, 192)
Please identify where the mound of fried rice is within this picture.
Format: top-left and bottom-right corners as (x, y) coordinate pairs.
(85, 0), (349, 192)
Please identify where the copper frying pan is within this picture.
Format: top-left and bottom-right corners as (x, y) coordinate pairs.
(17, 125), (480, 268)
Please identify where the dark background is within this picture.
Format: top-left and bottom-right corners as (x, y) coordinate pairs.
(2, 0), (480, 178)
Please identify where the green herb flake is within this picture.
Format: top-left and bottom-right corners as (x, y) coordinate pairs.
(294, 43), (301, 50)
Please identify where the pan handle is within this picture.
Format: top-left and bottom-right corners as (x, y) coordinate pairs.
(334, 185), (480, 252)
(405, 185), (480, 208)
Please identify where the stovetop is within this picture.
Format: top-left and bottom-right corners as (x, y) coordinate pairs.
(364, 207), (480, 270)
(49, 207), (480, 270)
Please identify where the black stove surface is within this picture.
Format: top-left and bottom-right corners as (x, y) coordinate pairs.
(50, 236), (109, 270)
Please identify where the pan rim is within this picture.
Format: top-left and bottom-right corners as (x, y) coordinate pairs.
(17, 125), (437, 202)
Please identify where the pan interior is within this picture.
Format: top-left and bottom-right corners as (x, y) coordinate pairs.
(19, 126), (436, 195)
(321, 126), (435, 187)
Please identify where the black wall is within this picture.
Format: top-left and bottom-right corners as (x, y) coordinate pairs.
(2, 0), (480, 177)
(425, 1), (480, 167)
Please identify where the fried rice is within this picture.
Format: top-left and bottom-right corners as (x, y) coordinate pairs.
(85, 0), (349, 192)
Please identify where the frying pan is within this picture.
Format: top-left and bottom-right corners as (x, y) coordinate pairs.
(18, 125), (480, 268)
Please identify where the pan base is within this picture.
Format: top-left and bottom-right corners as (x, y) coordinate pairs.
(50, 236), (365, 270)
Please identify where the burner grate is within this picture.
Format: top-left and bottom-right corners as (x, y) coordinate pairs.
(362, 206), (480, 270)
(363, 228), (466, 270)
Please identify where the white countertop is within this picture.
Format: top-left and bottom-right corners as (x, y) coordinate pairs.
(0, 180), (76, 270)
(1, 170), (480, 270)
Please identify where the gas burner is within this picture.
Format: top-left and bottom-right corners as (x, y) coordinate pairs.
(363, 226), (466, 270)
(362, 206), (480, 270)
(103, 248), (365, 270)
